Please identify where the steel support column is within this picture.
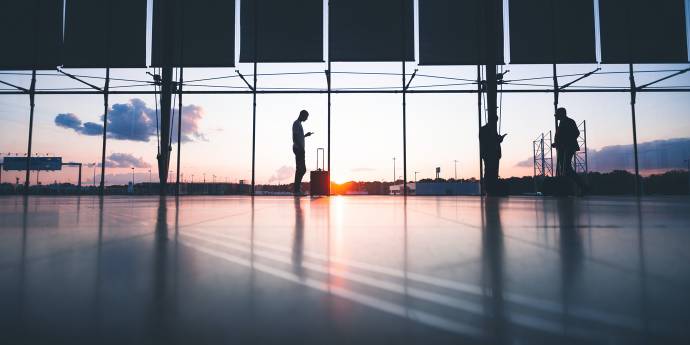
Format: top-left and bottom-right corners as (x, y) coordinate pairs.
(24, 69), (36, 194)
(401, 0), (408, 196)
(99, 0), (114, 195)
(175, 0), (185, 196)
(157, 0), (176, 195)
(629, 64), (641, 196)
(483, 0), (500, 195)
(99, 68), (110, 194)
(176, 67), (183, 195)
(552, 64), (560, 176)
(401, 64), (407, 196)
(552, 64), (559, 128)
(532, 137), (537, 193)
(250, 0), (258, 196)
(477, 65), (483, 194)
(158, 66), (173, 194)
(326, 0), (333, 195)
(326, 63), (331, 195)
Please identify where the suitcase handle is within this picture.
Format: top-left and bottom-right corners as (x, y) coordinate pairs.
(316, 148), (325, 171)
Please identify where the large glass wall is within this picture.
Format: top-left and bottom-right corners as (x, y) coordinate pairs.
(32, 92), (103, 192)
(635, 64), (690, 194)
(3, 61), (690, 196)
(407, 64), (480, 184)
(329, 62), (405, 191)
(407, 93), (479, 181)
(0, 93), (29, 191)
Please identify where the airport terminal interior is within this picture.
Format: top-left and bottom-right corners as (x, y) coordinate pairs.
(1, 195), (690, 344)
(2, 0), (690, 344)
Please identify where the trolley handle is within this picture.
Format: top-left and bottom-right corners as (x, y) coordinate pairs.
(316, 148), (325, 171)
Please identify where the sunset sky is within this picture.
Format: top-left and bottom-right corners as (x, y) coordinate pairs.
(1, 0), (690, 186)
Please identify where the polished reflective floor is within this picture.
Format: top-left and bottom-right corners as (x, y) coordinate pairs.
(1, 195), (689, 344)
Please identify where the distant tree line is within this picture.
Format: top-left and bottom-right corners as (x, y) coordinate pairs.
(1, 170), (687, 196)
(528, 170), (689, 195)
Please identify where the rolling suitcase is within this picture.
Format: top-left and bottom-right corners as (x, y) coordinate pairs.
(310, 148), (329, 196)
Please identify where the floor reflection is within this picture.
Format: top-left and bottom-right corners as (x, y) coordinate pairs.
(89, 197), (104, 336)
(16, 196), (28, 337)
(292, 197), (305, 278)
(149, 196), (179, 343)
(481, 197), (506, 344)
(635, 199), (650, 340)
(1, 195), (689, 344)
(556, 197), (583, 335)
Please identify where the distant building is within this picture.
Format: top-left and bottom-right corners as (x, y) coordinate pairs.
(415, 182), (480, 196)
(389, 182), (415, 195)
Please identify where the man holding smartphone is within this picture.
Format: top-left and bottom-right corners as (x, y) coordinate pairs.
(292, 110), (313, 195)
(552, 107), (587, 195)
(479, 113), (507, 195)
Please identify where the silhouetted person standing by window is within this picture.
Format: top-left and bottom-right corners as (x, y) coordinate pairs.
(553, 107), (586, 194)
(479, 114), (507, 195)
(292, 110), (313, 195)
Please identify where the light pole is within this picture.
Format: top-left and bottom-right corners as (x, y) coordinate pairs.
(454, 160), (458, 180)
(93, 163), (96, 187)
(414, 171), (419, 184)
(191, 174), (194, 184)
(203, 173), (207, 195)
(148, 169), (152, 194)
(131, 167), (135, 192)
(213, 174), (216, 183)
(393, 157), (396, 183)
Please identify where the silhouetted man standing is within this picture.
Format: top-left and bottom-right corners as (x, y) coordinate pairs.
(479, 114), (507, 195)
(292, 110), (313, 195)
(553, 107), (586, 193)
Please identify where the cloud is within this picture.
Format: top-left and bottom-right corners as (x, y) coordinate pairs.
(55, 113), (82, 129)
(590, 138), (690, 172)
(55, 113), (104, 136)
(106, 99), (156, 141)
(268, 165), (295, 183)
(176, 104), (207, 142)
(81, 122), (105, 135)
(100, 153), (151, 168)
(54, 98), (206, 143)
(516, 137), (690, 173)
(515, 157), (533, 168)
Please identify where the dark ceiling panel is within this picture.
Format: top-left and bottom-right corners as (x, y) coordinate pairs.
(0, 0), (63, 70)
(152, 0), (236, 67)
(330, 0), (414, 62)
(509, 0), (596, 64)
(63, 0), (147, 68)
(599, 0), (688, 63)
(240, 0), (323, 63)
(419, 0), (504, 65)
